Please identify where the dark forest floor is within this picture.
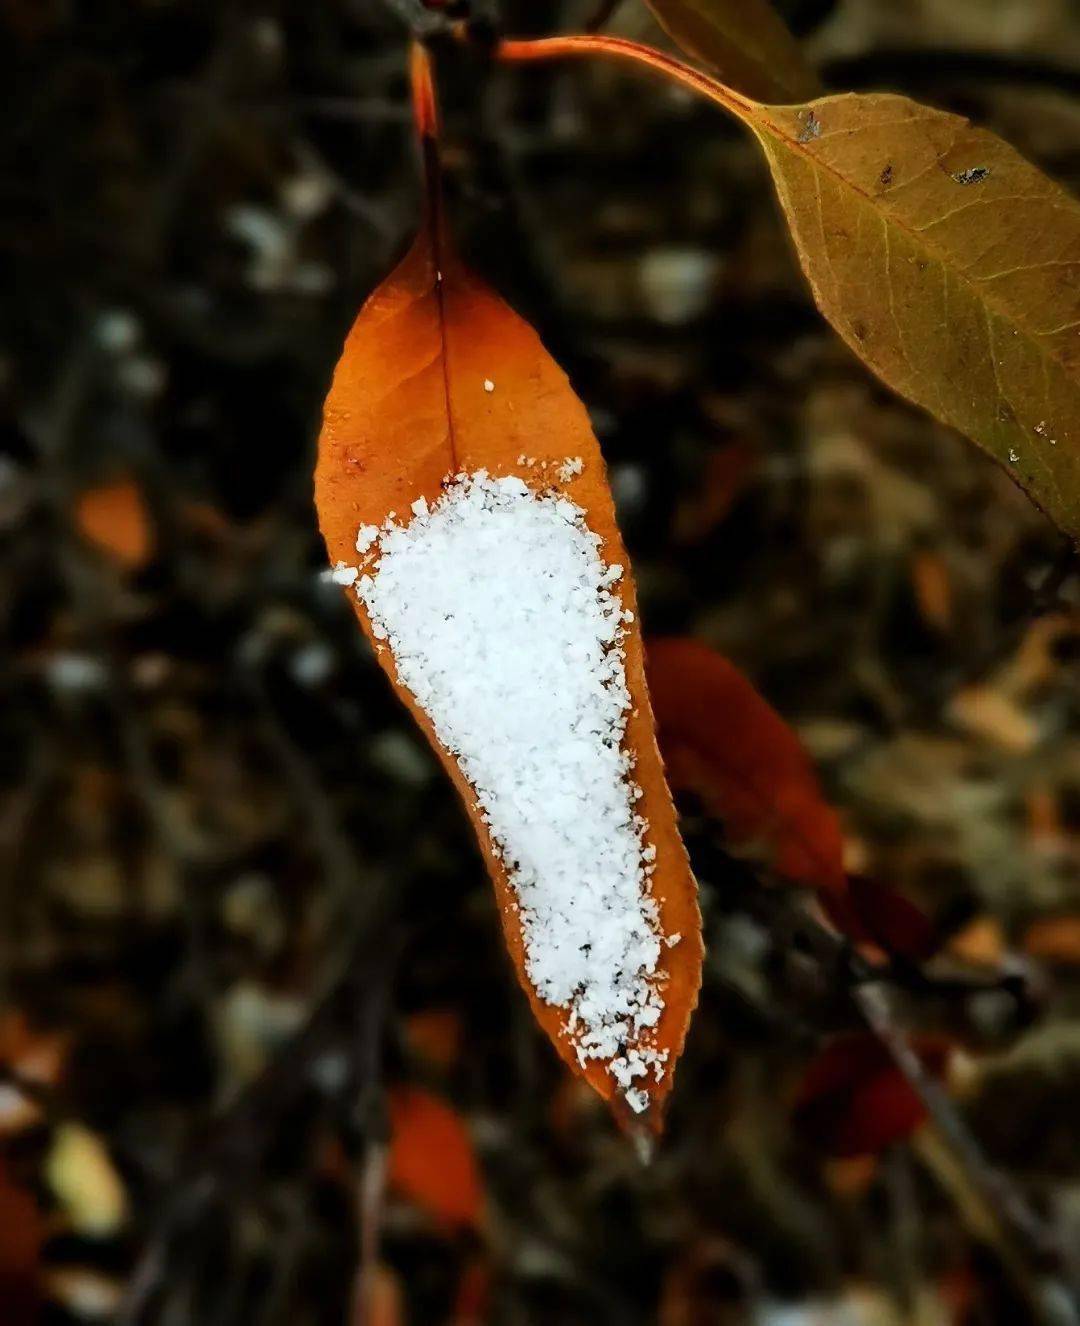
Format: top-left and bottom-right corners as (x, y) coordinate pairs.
(3, 2), (1080, 1323)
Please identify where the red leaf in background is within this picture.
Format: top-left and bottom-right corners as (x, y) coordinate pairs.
(646, 638), (939, 961)
(0, 1158), (44, 1326)
(386, 1088), (482, 1232)
(402, 1008), (463, 1072)
(793, 1033), (952, 1157)
(451, 1257), (491, 1326)
(674, 441), (757, 544)
(846, 876), (940, 963)
(645, 637), (846, 896)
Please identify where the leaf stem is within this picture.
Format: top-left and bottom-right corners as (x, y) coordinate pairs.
(409, 39), (445, 231)
(494, 33), (763, 126)
(409, 38), (440, 142)
(407, 40), (458, 468)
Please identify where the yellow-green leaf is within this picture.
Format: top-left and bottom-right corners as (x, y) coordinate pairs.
(498, 37), (1080, 541)
(751, 94), (1080, 537)
(643, 0), (820, 102)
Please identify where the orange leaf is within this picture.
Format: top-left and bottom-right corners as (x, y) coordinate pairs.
(948, 915), (1005, 967)
(403, 1008), (463, 1072)
(386, 1088), (482, 1232)
(314, 46), (701, 1130)
(1022, 914), (1080, 964)
(645, 636), (846, 896)
(74, 477), (153, 569)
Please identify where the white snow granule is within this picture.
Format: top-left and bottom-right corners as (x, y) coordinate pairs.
(625, 1088), (650, 1115)
(348, 470), (670, 1100)
(355, 524), (380, 554)
(330, 562), (358, 586)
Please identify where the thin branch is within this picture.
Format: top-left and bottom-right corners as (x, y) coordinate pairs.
(853, 982), (1077, 1322)
(692, 839), (1074, 1310)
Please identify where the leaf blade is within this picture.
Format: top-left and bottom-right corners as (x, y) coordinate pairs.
(315, 228), (702, 1130)
(387, 1087), (483, 1231)
(753, 92), (1080, 536)
(793, 1033), (951, 1157)
(646, 636), (847, 895)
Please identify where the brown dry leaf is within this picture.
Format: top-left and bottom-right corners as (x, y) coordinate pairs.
(1026, 785), (1063, 848)
(500, 38), (1080, 541)
(643, 0), (820, 103)
(403, 1008), (463, 1071)
(997, 613), (1077, 696)
(74, 477), (153, 569)
(314, 47), (701, 1130)
(948, 915), (1006, 966)
(947, 684), (1038, 752)
(386, 1087), (482, 1232)
(1022, 914), (1080, 963)
(910, 550), (953, 631)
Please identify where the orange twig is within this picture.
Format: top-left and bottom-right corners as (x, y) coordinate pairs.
(409, 39), (440, 142)
(408, 40), (450, 285)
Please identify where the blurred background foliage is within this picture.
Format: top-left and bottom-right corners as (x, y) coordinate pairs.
(3, 1), (1080, 1323)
